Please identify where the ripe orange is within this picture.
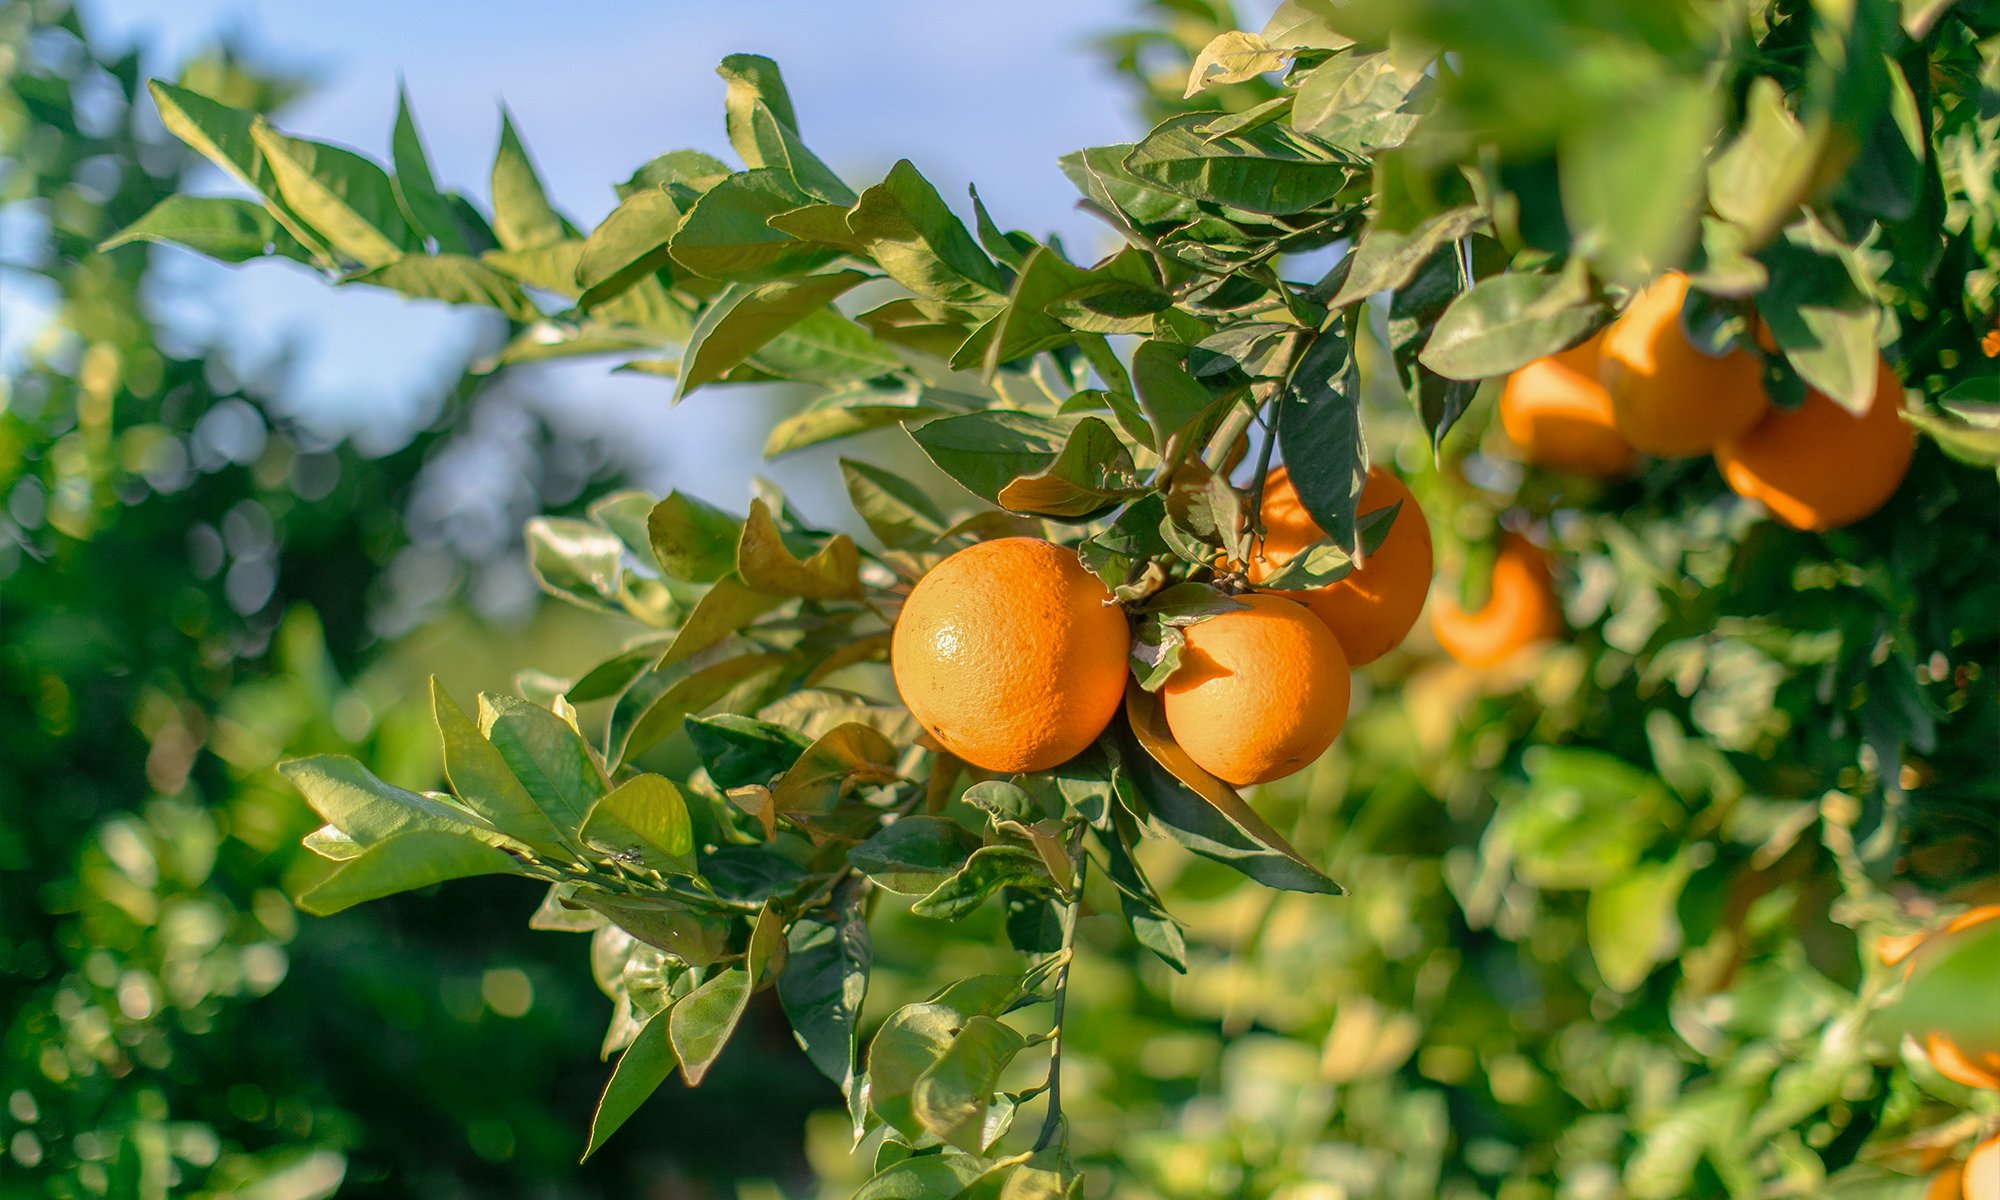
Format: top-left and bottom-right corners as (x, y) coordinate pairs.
(1598, 272), (1769, 457)
(1429, 533), (1563, 668)
(1248, 466), (1434, 665)
(1499, 330), (1638, 477)
(1713, 357), (1913, 531)
(1965, 1135), (2000, 1200)
(1160, 594), (1351, 786)
(891, 537), (1129, 773)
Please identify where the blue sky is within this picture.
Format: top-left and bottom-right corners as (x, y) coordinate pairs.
(77, 0), (1184, 512)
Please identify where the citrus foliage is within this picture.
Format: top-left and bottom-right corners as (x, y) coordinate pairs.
(123, 0), (2000, 1195)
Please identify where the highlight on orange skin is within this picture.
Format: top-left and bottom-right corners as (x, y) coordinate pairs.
(1499, 330), (1638, 477)
(1598, 272), (1770, 457)
(1429, 532), (1564, 669)
(1714, 356), (1915, 531)
(1247, 466), (1435, 665)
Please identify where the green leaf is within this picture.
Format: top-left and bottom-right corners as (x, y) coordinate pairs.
(1131, 339), (1218, 451)
(390, 83), (466, 253)
(910, 846), (1055, 920)
(771, 723), (899, 818)
(608, 650), (787, 766)
(296, 830), (520, 915)
(524, 516), (625, 607)
(477, 693), (608, 834)
(646, 491), (743, 584)
(1276, 328), (1366, 553)
(778, 879), (871, 1094)
(669, 962), (751, 1085)
(849, 1154), (988, 1200)
(579, 774), (696, 876)
(1184, 30), (1290, 96)
(676, 270), (869, 400)
(1490, 747), (1675, 890)
(717, 53), (855, 205)
(1118, 690), (1343, 894)
(146, 80), (327, 263)
(430, 680), (568, 853)
(660, 577), (787, 670)
(280, 754), (496, 848)
(1756, 217), (1880, 413)
(1124, 113), (1353, 215)
(251, 120), (414, 267)
(1291, 50), (1424, 154)
(481, 240), (585, 296)
(669, 168), (837, 283)
(348, 255), (537, 321)
(1708, 77), (1820, 246)
(993, 417), (1146, 520)
(1587, 856), (1690, 992)
(736, 499), (863, 600)
(847, 160), (1008, 306)
(686, 714), (813, 789)
(583, 1007), (675, 1159)
(1419, 270), (1603, 382)
(576, 188), (684, 309)
(840, 458), (949, 549)
(1331, 205), (1485, 306)
(849, 816), (982, 894)
(767, 384), (957, 457)
(910, 1016), (1027, 1151)
(1560, 77), (1716, 283)
(619, 149), (733, 198)
(490, 107), (569, 250)
(910, 410), (1105, 512)
(100, 196), (313, 264)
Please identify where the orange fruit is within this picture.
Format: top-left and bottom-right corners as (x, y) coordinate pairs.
(1931, 1163), (1964, 1200)
(1499, 330), (1638, 477)
(1160, 593), (1351, 786)
(1429, 532), (1563, 668)
(891, 537), (1129, 773)
(1247, 466), (1434, 665)
(1713, 357), (1913, 531)
(1966, 1135), (2000, 1200)
(1599, 272), (1769, 457)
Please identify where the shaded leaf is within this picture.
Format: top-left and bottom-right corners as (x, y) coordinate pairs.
(677, 271), (869, 401)
(849, 816), (982, 894)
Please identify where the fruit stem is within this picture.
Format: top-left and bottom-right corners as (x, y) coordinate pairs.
(1033, 827), (1089, 1153)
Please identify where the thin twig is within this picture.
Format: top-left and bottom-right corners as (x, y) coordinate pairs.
(1033, 828), (1089, 1153)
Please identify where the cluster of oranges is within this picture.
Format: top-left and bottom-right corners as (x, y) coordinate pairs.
(1500, 272), (1916, 531)
(1877, 907), (2000, 1198)
(889, 464), (1434, 789)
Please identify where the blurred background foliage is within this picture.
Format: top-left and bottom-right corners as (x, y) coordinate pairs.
(2, 0), (1997, 1198)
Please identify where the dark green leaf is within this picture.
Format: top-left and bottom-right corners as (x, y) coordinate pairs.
(576, 188), (684, 309)
(910, 1016), (1026, 1151)
(1124, 113), (1353, 215)
(584, 1008), (675, 1159)
(910, 846), (1055, 920)
(993, 417), (1146, 520)
(778, 879), (871, 1093)
(1418, 270), (1603, 381)
(1275, 328), (1365, 553)
(668, 966), (751, 1086)
(849, 816), (982, 894)
(390, 83), (466, 253)
(686, 714), (813, 789)
(647, 492), (743, 583)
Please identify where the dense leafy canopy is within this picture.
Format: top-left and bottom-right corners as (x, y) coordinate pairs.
(48, 0), (2000, 1195)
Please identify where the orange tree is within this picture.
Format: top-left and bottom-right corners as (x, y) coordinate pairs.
(121, 0), (1999, 1194)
